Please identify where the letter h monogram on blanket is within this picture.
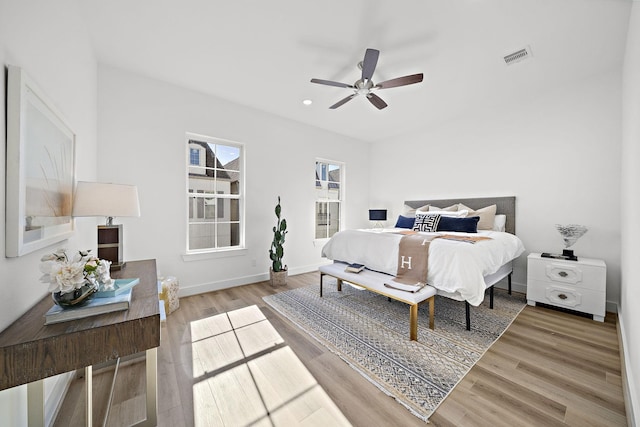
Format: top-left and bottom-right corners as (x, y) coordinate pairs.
(394, 235), (438, 287)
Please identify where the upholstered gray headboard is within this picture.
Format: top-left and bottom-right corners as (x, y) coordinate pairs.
(404, 196), (516, 235)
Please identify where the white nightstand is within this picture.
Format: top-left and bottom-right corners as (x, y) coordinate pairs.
(527, 253), (606, 322)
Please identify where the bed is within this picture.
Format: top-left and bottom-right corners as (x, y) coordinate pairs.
(320, 196), (525, 330)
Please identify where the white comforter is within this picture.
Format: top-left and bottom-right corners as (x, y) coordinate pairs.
(321, 229), (525, 306)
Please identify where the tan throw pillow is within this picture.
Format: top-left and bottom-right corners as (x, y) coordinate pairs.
(403, 204), (429, 217)
(428, 204), (458, 212)
(457, 203), (497, 230)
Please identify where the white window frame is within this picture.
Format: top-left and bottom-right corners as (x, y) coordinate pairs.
(184, 132), (245, 256)
(315, 158), (345, 241)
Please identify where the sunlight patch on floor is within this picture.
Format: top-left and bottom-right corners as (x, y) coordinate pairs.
(189, 305), (351, 426)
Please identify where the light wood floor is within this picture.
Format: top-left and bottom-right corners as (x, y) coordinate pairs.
(54, 271), (627, 426)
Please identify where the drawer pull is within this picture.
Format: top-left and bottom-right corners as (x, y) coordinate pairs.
(558, 293), (568, 300)
(558, 271), (568, 278)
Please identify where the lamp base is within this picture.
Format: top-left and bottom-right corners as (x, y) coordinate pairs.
(109, 262), (126, 271)
(98, 225), (124, 267)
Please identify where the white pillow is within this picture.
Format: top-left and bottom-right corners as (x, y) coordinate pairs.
(493, 214), (507, 232)
(428, 204), (458, 212)
(421, 209), (469, 218)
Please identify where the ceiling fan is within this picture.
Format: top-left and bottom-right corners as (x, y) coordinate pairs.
(310, 48), (423, 110)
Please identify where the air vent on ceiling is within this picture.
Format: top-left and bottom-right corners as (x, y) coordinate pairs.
(504, 46), (532, 66)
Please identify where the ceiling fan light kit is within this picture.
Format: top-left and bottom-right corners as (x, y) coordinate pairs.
(311, 48), (424, 110)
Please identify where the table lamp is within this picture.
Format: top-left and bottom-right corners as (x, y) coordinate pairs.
(72, 181), (141, 270)
(369, 209), (387, 229)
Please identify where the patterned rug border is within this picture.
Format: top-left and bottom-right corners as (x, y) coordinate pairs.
(263, 285), (526, 422)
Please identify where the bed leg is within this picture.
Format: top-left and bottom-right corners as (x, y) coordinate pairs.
(337, 278), (342, 292)
(490, 286), (494, 309)
(320, 272), (324, 297)
(465, 301), (471, 331)
(508, 273), (512, 295)
(410, 304), (418, 341)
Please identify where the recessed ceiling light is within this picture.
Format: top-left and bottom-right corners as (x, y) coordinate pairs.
(302, 99), (312, 106)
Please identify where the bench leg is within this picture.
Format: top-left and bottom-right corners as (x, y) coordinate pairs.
(428, 296), (435, 330)
(320, 272), (324, 297)
(409, 304), (418, 341)
(337, 278), (342, 292)
(508, 273), (512, 295)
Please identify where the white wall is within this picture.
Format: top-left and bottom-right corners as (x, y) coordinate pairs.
(369, 70), (622, 306)
(97, 65), (371, 295)
(621, 1), (640, 423)
(0, 0), (98, 424)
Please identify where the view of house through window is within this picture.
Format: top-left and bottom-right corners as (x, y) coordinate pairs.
(187, 134), (243, 251)
(315, 160), (342, 239)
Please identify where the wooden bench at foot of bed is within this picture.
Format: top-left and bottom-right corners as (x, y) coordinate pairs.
(318, 262), (437, 341)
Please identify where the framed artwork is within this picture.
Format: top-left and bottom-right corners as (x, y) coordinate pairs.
(5, 65), (75, 257)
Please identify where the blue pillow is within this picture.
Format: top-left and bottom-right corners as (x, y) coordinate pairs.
(437, 216), (479, 233)
(394, 215), (415, 229)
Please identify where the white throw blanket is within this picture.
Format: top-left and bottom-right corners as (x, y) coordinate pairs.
(321, 229), (525, 306)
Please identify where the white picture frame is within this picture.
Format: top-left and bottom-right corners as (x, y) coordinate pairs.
(5, 65), (75, 257)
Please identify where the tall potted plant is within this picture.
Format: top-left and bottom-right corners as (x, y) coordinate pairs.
(269, 196), (288, 286)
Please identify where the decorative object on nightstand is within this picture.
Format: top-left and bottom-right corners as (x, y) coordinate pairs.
(72, 181), (141, 270)
(369, 209), (387, 229)
(527, 252), (606, 321)
(541, 224), (588, 261)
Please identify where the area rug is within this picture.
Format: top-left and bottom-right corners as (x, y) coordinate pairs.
(263, 280), (526, 422)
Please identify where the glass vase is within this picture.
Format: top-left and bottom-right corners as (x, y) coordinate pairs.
(52, 281), (99, 308)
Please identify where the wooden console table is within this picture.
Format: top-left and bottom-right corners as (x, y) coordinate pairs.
(0, 259), (160, 426)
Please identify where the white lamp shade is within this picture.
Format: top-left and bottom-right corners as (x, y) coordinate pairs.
(72, 181), (141, 218)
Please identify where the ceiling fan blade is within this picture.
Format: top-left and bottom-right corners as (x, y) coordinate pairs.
(329, 94), (356, 109)
(376, 73), (424, 89)
(367, 93), (388, 110)
(310, 78), (354, 89)
(361, 48), (380, 82)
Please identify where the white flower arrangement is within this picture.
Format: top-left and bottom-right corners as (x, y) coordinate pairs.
(40, 249), (113, 295)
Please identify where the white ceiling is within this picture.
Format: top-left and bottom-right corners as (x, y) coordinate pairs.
(78, 0), (631, 143)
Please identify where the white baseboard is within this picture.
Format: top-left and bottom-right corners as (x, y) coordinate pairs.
(179, 272), (268, 297)
(617, 305), (638, 427)
(178, 263), (327, 297)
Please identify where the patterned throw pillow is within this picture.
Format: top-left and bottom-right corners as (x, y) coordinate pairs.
(413, 213), (441, 232)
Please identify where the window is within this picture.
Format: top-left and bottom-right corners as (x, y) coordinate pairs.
(189, 147), (201, 166)
(315, 160), (342, 239)
(186, 133), (243, 251)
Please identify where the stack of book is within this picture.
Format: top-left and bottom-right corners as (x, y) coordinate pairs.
(44, 279), (137, 325)
(345, 263), (365, 273)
